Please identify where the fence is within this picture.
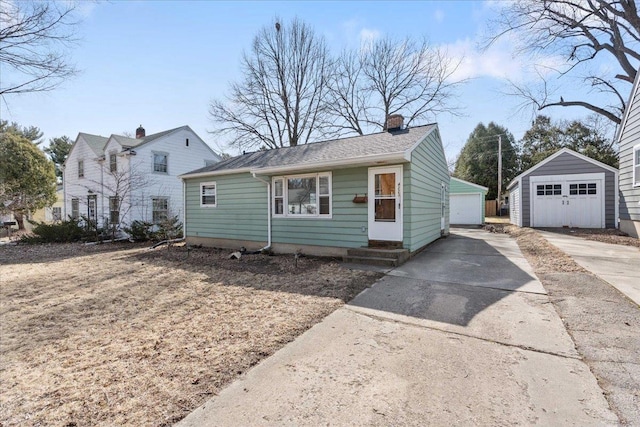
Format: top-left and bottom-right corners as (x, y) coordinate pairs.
(485, 200), (497, 217)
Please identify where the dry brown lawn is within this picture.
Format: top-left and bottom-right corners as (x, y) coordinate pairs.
(0, 242), (382, 426)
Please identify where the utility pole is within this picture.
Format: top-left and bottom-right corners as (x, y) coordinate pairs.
(497, 135), (502, 216)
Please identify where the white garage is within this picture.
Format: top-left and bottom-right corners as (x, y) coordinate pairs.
(508, 149), (618, 229)
(450, 177), (488, 225)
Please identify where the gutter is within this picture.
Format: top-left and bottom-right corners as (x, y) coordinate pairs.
(251, 173), (272, 251)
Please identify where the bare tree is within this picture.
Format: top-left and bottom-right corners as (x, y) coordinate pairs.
(326, 37), (463, 135)
(0, 0), (79, 96)
(486, 0), (640, 124)
(209, 18), (332, 151)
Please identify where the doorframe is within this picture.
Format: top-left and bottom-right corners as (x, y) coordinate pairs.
(368, 165), (403, 242)
(529, 172), (605, 228)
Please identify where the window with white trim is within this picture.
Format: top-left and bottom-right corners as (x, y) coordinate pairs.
(78, 160), (84, 178)
(153, 152), (168, 173)
(634, 144), (640, 187)
(152, 197), (168, 223)
(200, 182), (217, 207)
(52, 207), (62, 221)
(109, 197), (120, 224)
(71, 198), (79, 219)
(109, 153), (117, 172)
(273, 172), (332, 217)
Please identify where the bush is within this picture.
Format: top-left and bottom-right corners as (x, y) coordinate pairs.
(123, 216), (183, 242)
(21, 219), (85, 243)
(156, 215), (183, 241)
(124, 220), (156, 242)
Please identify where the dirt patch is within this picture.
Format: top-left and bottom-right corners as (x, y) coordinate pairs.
(487, 226), (640, 424)
(0, 243), (382, 426)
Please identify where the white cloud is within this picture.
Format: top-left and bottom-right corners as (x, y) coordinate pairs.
(433, 9), (445, 24)
(359, 27), (381, 44)
(442, 35), (565, 83)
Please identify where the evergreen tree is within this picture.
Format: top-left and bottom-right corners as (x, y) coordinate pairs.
(454, 122), (519, 200)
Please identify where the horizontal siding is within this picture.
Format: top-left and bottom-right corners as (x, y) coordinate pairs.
(521, 152), (616, 227)
(405, 129), (450, 252)
(185, 173), (268, 241)
(272, 167), (368, 248)
(450, 178), (487, 195)
(619, 78), (640, 220)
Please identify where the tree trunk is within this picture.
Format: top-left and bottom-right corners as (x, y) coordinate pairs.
(14, 212), (25, 230)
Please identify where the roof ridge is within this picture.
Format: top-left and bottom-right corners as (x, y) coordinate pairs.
(241, 124), (435, 156)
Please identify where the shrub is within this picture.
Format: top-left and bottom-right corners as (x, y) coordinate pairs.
(156, 215), (183, 241)
(124, 220), (156, 242)
(21, 219), (85, 243)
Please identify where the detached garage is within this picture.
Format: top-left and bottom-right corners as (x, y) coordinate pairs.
(450, 177), (488, 225)
(508, 148), (618, 229)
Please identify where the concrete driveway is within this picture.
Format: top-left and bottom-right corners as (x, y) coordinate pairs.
(178, 229), (616, 426)
(538, 230), (640, 306)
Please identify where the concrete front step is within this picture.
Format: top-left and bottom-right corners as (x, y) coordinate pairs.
(343, 247), (410, 267)
(342, 255), (400, 268)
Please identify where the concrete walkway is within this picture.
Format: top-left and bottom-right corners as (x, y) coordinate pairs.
(178, 229), (616, 426)
(539, 231), (640, 306)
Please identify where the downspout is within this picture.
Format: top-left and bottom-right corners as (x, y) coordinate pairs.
(252, 173), (272, 250)
(182, 179), (187, 239)
(62, 165), (67, 219)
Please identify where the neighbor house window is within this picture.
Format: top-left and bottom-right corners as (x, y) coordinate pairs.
(109, 153), (117, 172)
(152, 197), (168, 223)
(109, 197), (120, 224)
(78, 160), (84, 178)
(52, 207), (62, 221)
(272, 172), (332, 217)
(153, 152), (168, 173)
(71, 198), (79, 219)
(200, 182), (216, 207)
(634, 145), (640, 187)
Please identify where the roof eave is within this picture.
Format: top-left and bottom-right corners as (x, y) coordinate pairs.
(180, 167), (253, 179)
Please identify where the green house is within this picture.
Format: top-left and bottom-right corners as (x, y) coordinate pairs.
(180, 120), (450, 257)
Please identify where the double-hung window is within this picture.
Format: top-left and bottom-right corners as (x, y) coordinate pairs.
(109, 153), (117, 172)
(109, 197), (120, 224)
(153, 152), (168, 173)
(200, 182), (216, 207)
(71, 198), (79, 219)
(152, 197), (168, 223)
(273, 172), (331, 218)
(634, 145), (640, 187)
(78, 160), (84, 178)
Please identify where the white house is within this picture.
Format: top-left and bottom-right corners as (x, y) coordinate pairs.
(63, 125), (220, 231)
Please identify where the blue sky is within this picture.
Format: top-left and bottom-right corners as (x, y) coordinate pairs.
(0, 1), (621, 163)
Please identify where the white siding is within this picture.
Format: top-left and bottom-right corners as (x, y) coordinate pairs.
(509, 183), (521, 227)
(131, 128), (219, 223)
(64, 136), (105, 222)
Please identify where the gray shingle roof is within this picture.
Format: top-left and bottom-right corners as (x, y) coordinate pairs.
(115, 126), (190, 149)
(78, 133), (109, 157)
(184, 124), (437, 176)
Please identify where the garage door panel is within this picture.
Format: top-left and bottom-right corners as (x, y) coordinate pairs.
(450, 194), (482, 225)
(531, 177), (603, 228)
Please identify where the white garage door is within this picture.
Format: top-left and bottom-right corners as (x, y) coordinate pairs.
(531, 174), (604, 228)
(450, 194), (482, 225)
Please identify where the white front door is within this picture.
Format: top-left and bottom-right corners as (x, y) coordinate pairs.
(368, 166), (403, 241)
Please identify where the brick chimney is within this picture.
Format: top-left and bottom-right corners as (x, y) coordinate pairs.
(136, 125), (145, 139)
(385, 114), (404, 132)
